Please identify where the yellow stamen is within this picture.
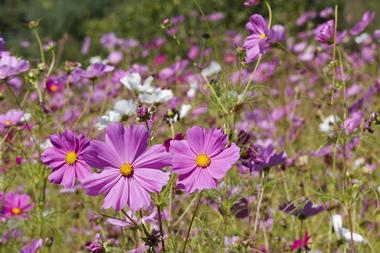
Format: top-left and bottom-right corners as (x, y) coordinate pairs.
(3, 120), (13, 125)
(11, 207), (22, 215)
(120, 163), (134, 177)
(50, 84), (59, 92)
(196, 154), (211, 168)
(65, 151), (78, 165)
(259, 33), (266, 39)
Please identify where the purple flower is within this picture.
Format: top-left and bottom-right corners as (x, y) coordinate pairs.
(170, 126), (240, 193)
(0, 110), (24, 129)
(243, 14), (270, 63)
(244, 0), (260, 6)
(231, 197), (249, 219)
(100, 32), (119, 49)
(81, 124), (171, 211)
(0, 37), (5, 51)
(81, 36), (91, 55)
(74, 63), (114, 80)
(351, 11), (375, 36)
(240, 144), (286, 173)
(280, 200), (325, 220)
(0, 52), (29, 79)
(269, 24), (286, 42)
(344, 112), (363, 134)
(20, 239), (43, 253)
(2, 192), (34, 219)
(314, 20), (334, 45)
(41, 131), (91, 188)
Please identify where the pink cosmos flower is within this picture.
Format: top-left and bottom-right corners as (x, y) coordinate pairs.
(1, 192), (34, 219)
(0, 110), (24, 129)
(81, 124), (171, 211)
(41, 131), (91, 188)
(243, 14), (270, 63)
(20, 239), (43, 253)
(170, 126), (240, 193)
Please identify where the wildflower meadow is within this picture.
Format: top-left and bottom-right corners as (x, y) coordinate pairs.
(1, 0), (380, 252)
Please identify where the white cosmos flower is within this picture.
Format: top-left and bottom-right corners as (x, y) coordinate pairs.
(187, 80), (197, 98)
(21, 113), (32, 122)
(121, 72), (154, 93)
(113, 99), (137, 116)
(319, 115), (338, 135)
(201, 61), (221, 77)
(139, 88), (173, 104)
(40, 139), (52, 150)
(89, 56), (107, 64)
(95, 110), (122, 130)
(180, 104), (192, 118)
(332, 215), (367, 243)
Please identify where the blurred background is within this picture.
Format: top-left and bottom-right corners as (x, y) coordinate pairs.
(1, 0), (379, 60)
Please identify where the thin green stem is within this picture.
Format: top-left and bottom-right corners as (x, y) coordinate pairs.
(32, 28), (46, 65)
(182, 191), (203, 253)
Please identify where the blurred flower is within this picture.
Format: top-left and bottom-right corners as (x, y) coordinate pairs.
(269, 24), (286, 42)
(170, 126), (240, 193)
(292, 232), (310, 251)
(314, 20), (334, 45)
(332, 214), (367, 243)
(0, 110), (24, 129)
(20, 239), (43, 253)
(95, 110), (122, 130)
(0, 52), (29, 79)
(201, 61), (221, 77)
(139, 88), (173, 104)
(81, 36), (91, 55)
(319, 115), (338, 135)
(121, 72), (154, 93)
(344, 112), (363, 134)
(2, 192), (34, 219)
(244, 0), (260, 6)
(179, 104), (192, 119)
(0, 37), (6, 51)
(244, 14), (270, 63)
(74, 63), (114, 80)
(113, 99), (137, 117)
(41, 131), (91, 188)
(82, 124), (171, 211)
(350, 11), (375, 36)
(280, 200), (325, 220)
(240, 144), (286, 173)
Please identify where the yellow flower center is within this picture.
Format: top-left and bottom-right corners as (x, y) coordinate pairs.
(65, 151), (78, 165)
(259, 33), (267, 39)
(50, 84), (59, 92)
(120, 163), (134, 177)
(196, 154), (211, 168)
(3, 120), (13, 125)
(11, 207), (22, 215)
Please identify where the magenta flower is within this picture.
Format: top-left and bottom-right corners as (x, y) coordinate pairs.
(20, 239), (43, 253)
(170, 126), (240, 193)
(81, 124), (171, 211)
(1, 192), (34, 219)
(74, 63), (114, 80)
(243, 14), (270, 63)
(244, 0), (260, 6)
(0, 110), (24, 130)
(292, 232), (310, 251)
(314, 20), (334, 45)
(41, 131), (91, 188)
(351, 11), (375, 36)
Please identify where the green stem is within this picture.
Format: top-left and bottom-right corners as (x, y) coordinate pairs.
(182, 191), (203, 253)
(32, 28), (46, 65)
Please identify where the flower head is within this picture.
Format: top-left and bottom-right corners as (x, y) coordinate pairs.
(243, 14), (270, 63)
(81, 124), (171, 211)
(280, 199), (325, 220)
(1, 192), (34, 219)
(41, 131), (91, 188)
(170, 126), (240, 193)
(0, 110), (24, 129)
(0, 51), (29, 79)
(315, 20), (334, 45)
(20, 239), (43, 253)
(351, 11), (375, 36)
